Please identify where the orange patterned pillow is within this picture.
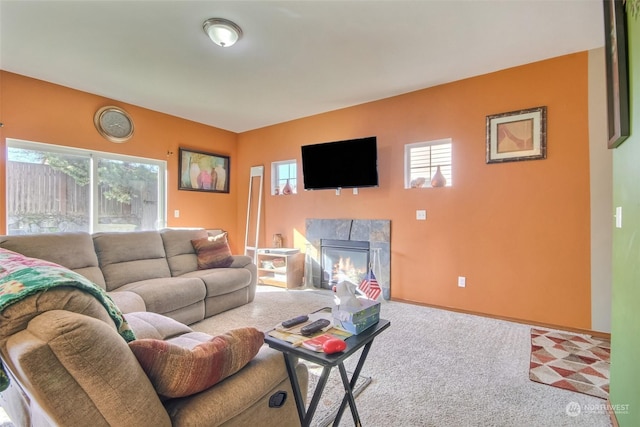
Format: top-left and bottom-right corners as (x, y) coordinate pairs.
(191, 233), (233, 269)
(129, 327), (264, 398)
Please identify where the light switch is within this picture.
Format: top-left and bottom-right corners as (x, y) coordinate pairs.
(416, 210), (426, 220)
(615, 206), (622, 228)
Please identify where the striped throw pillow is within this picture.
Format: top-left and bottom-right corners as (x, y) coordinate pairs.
(129, 327), (264, 398)
(191, 233), (233, 269)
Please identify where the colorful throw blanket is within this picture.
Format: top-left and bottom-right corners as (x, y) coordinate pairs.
(0, 248), (136, 391)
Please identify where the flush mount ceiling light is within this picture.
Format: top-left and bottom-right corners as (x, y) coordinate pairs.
(203, 18), (242, 47)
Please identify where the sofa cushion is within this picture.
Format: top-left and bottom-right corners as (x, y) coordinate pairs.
(117, 277), (206, 315)
(93, 231), (171, 291)
(162, 302), (205, 326)
(166, 331), (217, 347)
(128, 327), (264, 398)
(181, 268), (252, 297)
(125, 312), (193, 340)
(0, 232), (107, 288)
(191, 233), (233, 269)
(160, 228), (208, 277)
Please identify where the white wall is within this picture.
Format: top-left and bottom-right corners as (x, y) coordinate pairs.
(588, 47), (613, 333)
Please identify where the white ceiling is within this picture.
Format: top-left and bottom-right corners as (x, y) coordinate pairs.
(0, 1), (604, 133)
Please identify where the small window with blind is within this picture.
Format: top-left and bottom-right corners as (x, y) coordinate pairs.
(404, 139), (453, 188)
(271, 160), (297, 195)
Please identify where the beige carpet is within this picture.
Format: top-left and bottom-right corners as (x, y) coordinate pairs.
(303, 362), (371, 427)
(1, 286), (612, 426)
(192, 286), (613, 426)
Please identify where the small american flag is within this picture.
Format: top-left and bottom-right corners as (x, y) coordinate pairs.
(359, 269), (381, 300)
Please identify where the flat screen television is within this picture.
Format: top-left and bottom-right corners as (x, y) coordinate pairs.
(301, 136), (378, 190)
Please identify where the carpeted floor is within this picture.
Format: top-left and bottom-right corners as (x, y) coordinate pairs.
(303, 362), (371, 427)
(0, 285), (615, 426)
(191, 286), (613, 426)
(529, 328), (610, 399)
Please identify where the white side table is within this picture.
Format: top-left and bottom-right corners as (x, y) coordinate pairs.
(256, 248), (305, 288)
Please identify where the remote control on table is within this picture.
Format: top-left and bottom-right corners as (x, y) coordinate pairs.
(300, 319), (331, 336)
(282, 315), (309, 328)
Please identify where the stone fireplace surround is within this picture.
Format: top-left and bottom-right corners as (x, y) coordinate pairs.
(305, 218), (391, 300)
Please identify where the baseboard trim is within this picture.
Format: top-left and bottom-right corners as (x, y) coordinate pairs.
(390, 298), (611, 340)
(607, 399), (620, 427)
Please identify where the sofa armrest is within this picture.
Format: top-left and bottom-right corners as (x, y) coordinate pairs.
(230, 256), (257, 303)
(3, 310), (171, 427)
(229, 255), (254, 268)
(109, 290), (147, 314)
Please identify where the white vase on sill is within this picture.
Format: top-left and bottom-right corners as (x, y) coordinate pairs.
(431, 166), (446, 188)
(282, 179), (293, 195)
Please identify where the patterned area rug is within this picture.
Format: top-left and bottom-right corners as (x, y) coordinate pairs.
(529, 328), (610, 399)
(304, 362), (371, 427)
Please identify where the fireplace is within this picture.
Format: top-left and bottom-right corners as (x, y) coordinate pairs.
(305, 218), (390, 299)
(320, 239), (370, 289)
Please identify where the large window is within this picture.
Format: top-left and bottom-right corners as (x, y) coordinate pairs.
(6, 139), (166, 235)
(404, 139), (453, 188)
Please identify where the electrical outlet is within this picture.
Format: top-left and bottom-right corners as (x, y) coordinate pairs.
(458, 276), (466, 288)
(174, 210), (180, 218)
(416, 210), (426, 220)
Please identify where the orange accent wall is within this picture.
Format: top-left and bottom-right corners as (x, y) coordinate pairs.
(1, 52), (592, 329)
(237, 52), (591, 329)
(0, 71), (241, 251)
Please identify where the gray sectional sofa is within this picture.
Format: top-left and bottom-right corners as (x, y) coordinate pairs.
(0, 229), (307, 426)
(0, 228), (257, 323)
